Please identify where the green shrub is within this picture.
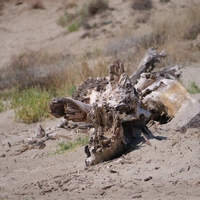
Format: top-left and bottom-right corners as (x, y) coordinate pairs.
(12, 87), (52, 123)
(68, 21), (80, 32)
(57, 12), (70, 27)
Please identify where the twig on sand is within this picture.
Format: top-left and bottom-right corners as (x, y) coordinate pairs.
(141, 133), (152, 146)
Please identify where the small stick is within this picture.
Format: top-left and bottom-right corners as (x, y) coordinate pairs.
(102, 184), (116, 190)
(141, 133), (152, 146)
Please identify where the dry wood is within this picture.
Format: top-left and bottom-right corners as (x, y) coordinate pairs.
(34, 124), (45, 138)
(46, 132), (71, 140)
(141, 133), (152, 146)
(49, 47), (193, 166)
(50, 97), (92, 122)
(50, 60), (154, 166)
(130, 47), (167, 84)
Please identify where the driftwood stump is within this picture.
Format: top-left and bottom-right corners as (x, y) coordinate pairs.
(50, 47), (192, 165)
(50, 60), (151, 165)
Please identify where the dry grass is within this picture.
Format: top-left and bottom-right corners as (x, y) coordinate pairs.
(152, 2), (200, 40)
(148, 2), (200, 65)
(64, 54), (109, 89)
(105, 1), (200, 71)
(0, 49), (109, 93)
(0, 50), (70, 90)
(184, 21), (200, 40)
(1, 0), (200, 122)
(0, 48), (109, 122)
(57, 6), (87, 31)
(57, 0), (108, 31)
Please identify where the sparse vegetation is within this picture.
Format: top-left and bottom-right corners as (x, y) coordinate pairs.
(132, 0), (153, 10)
(67, 85), (77, 97)
(0, 196), (9, 200)
(184, 21), (200, 40)
(11, 87), (52, 123)
(55, 137), (89, 154)
(57, 11), (69, 27)
(0, 100), (4, 113)
(106, 1), (200, 68)
(57, 8), (86, 31)
(0, 50), (72, 90)
(0, 48), (109, 123)
(0, 91), (12, 113)
(187, 82), (200, 94)
(68, 20), (80, 32)
(1, 51), (106, 89)
(57, 0), (108, 31)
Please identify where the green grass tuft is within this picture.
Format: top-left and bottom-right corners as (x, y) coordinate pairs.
(57, 11), (69, 27)
(55, 137), (89, 154)
(68, 21), (80, 32)
(187, 82), (200, 94)
(67, 85), (77, 96)
(11, 87), (52, 123)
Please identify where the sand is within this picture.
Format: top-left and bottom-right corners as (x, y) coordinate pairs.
(0, 0), (200, 199)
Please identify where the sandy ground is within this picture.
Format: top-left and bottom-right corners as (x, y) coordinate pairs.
(0, 102), (200, 200)
(1, 0), (200, 199)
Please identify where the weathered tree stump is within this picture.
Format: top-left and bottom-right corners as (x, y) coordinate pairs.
(49, 47), (193, 166)
(50, 60), (151, 165)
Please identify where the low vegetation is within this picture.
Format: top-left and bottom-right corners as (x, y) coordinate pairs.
(57, 0), (108, 32)
(55, 137), (89, 154)
(57, 11), (69, 27)
(68, 20), (80, 32)
(0, 49), (109, 122)
(132, 0), (153, 10)
(11, 87), (52, 123)
(106, 1), (200, 68)
(187, 82), (200, 95)
(0, 91), (12, 113)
